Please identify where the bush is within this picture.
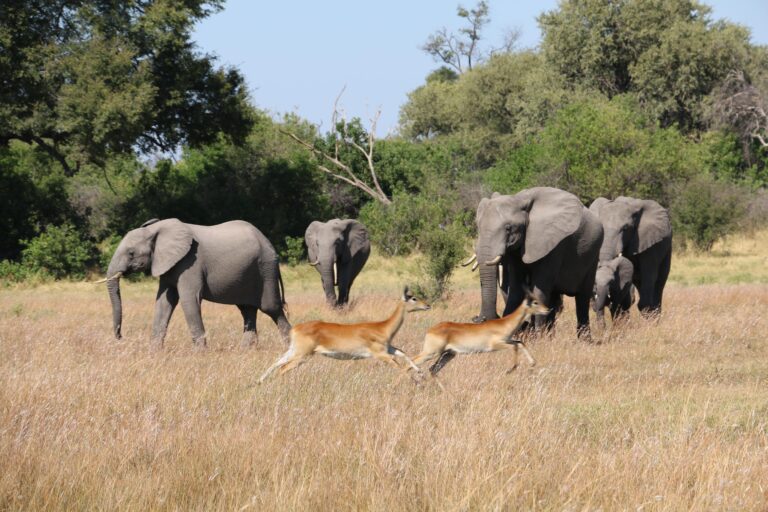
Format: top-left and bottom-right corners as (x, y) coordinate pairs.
(671, 176), (747, 251)
(21, 224), (96, 279)
(280, 236), (306, 266)
(97, 234), (123, 273)
(413, 222), (469, 302)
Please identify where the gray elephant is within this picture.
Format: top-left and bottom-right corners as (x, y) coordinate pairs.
(104, 218), (290, 347)
(471, 187), (603, 337)
(589, 196), (671, 316)
(592, 255), (635, 326)
(305, 219), (370, 307)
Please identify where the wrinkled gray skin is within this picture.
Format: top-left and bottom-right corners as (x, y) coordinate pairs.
(589, 196), (672, 317)
(474, 187), (604, 338)
(305, 219), (370, 307)
(592, 255), (635, 326)
(105, 218), (290, 347)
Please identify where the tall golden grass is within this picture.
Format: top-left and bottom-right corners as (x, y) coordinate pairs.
(0, 233), (767, 510)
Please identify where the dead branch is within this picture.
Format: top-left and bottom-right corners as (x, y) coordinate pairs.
(280, 99), (391, 205)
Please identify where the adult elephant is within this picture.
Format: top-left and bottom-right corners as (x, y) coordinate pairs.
(470, 187), (603, 337)
(103, 218), (290, 347)
(305, 219), (370, 307)
(589, 196), (672, 316)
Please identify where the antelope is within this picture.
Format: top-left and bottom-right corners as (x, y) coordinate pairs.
(412, 294), (549, 377)
(258, 286), (431, 383)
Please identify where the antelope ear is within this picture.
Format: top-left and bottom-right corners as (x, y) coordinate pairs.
(150, 219), (194, 277)
(305, 221), (322, 264)
(522, 187), (583, 264)
(403, 285), (410, 300)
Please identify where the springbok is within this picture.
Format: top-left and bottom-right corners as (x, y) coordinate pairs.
(258, 286), (431, 383)
(412, 294), (549, 377)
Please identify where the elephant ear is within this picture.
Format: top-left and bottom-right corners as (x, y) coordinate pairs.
(589, 197), (610, 216)
(343, 220), (370, 257)
(616, 256), (634, 288)
(150, 219), (194, 277)
(619, 197), (671, 254)
(304, 221), (322, 264)
(521, 187), (584, 264)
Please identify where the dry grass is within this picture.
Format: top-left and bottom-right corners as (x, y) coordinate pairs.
(1, 233), (767, 510)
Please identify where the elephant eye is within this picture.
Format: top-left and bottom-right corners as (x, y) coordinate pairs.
(505, 224), (512, 231)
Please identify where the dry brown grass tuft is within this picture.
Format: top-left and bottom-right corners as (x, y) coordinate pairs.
(1, 233), (767, 510)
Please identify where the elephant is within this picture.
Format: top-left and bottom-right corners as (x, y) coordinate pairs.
(104, 218), (291, 347)
(589, 196), (672, 316)
(305, 219), (370, 307)
(470, 187), (604, 337)
(592, 255), (635, 326)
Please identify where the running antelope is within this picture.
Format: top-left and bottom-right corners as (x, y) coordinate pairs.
(412, 295), (549, 377)
(258, 286), (430, 383)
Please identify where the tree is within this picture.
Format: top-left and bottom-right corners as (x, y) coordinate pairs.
(538, 0), (751, 130)
(709, 70), (768, 153)
(0, 0), (253, 176)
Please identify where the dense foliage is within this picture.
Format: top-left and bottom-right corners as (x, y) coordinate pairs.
(2, 0), (767, 283)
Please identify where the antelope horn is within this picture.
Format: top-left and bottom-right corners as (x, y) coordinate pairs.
(461, 253), (477, 267)
(92, 271), (123, 284)
(485, 255), (502, 266)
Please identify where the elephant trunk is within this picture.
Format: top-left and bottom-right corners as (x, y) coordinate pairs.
(600, 229), (622, 262)
(106, 261), (124, 339)
(476, 242), (501, 321)
(319, 263), (337, 306)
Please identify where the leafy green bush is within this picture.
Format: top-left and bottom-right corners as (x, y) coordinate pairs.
(21, 224), (96, 279)
(413, 222), (469, 302)
(280, 236), (306, 266)
(97, 235), (123, 273)
(0, 260), (31, 283)
(671, 176), (747, 251)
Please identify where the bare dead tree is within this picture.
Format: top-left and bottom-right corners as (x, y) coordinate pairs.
(282, 90), (391, 205)
(422, 1), (490, 73)
(710, 70), (768, 150)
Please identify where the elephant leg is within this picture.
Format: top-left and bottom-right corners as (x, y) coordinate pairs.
(654, 249), (672, 314)
(637, 261), (659, 318)
(336, 264), (351, 306)
(263, 307), (291, 344)
(574, 291), (592, 340)
(151, 284), (179, 348)
(179, 291), (206, 346)
(238, 305), (258, 348)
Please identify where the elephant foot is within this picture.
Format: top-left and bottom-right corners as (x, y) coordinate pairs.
(149, 336), (165, 351)
(240, 332), (257, 348)
(471, 315), (487, 324)
(192, 335), (207, 349)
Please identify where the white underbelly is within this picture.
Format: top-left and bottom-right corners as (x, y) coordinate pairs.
(316, 346), (372, 360)
(447, 344), (493, 355)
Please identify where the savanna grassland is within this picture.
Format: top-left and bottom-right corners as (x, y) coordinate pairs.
(1, 234), (767, 511)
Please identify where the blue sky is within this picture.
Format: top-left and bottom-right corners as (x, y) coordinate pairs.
(193, 0), (768, 135)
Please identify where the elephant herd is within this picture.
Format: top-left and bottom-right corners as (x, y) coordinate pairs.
(102, 187), (671, 347)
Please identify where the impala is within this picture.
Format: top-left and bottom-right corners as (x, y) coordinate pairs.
(259, 286), (430, 383)
(412, 294), (549, 377)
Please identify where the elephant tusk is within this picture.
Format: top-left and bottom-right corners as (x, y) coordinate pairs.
(92, 271), (123, 284)
(309, 259), (320, 266)
(471, 260), (479, 271)
(333, 262), (338, 286)
(485, 255), (502, 266)
(461, 253), (477, 267)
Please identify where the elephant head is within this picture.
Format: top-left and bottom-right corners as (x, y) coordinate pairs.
(474, 187), (584, 320)
(105, 219), (193, 339)
(592, 255), (634, 324)
(305, 219), (369, 306)
(589, 196), (670, 262)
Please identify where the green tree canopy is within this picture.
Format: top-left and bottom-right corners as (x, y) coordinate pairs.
(0, 0), (253, 175)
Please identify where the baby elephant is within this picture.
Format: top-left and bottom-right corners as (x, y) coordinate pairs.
(592, 255), (635, 326)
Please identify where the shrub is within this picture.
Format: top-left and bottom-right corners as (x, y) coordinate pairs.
(280, 236), (306, 266)
(671, 175), (747, 251)
(21, 224), (96, 279)
(413, 222), (469, 302)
